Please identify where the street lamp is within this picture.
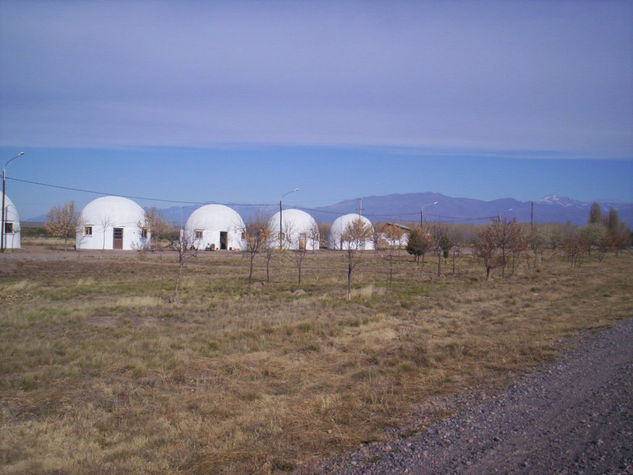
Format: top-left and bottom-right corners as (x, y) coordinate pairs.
(420, 201), (439, 226)
(279, 188), (299, 251)
(1, 152), (24, 252)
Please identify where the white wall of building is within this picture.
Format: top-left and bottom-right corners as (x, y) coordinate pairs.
(1, 194), (21, 249)
(328, 213), (375, 250)
(377, 225), (410, 248)
(185, 204), (245, 250)
(76, 196), (150, 250)
(268, 209), (320, 250)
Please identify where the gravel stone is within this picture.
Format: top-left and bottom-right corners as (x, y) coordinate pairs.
(299, 317), (633, 474)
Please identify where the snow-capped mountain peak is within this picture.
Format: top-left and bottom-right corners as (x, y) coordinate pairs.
(538, 195), (584, 208)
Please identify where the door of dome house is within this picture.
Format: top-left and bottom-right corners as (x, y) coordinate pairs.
(113, 228), (123, 249)
(220, 231), (228, 250)
(299, 233), (307, 250)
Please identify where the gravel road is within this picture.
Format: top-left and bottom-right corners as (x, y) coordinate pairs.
(307, 317), (633, 474)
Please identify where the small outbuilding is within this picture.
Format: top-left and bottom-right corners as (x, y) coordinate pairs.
(1, 194), (21, 249)
(185, 204), (245, 250)
(76, 196), (150, 250)
(377, 223), (410, 248)
(268, 209), (320, 250)
(328, 213), (375, 250)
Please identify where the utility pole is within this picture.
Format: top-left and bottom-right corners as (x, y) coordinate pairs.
(530, 201), (534, 232)
(420, 201), (438, 228)
(358, 198), (364, 217)
(280, 188), (299, 251)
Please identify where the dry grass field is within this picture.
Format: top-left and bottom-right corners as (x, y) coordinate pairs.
(1, 242), (632, 473)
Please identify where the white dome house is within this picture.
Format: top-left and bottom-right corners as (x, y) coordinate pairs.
(268, 209), (320, 250)
(76, 196), (150, 250)
(328, 213), (375, 250)
(1, 194), (21, 249)
(185, 204), (245, 251)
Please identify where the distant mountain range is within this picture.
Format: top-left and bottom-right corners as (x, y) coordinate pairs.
(306, 193), (633, 226)
(28, 193), (633, 227)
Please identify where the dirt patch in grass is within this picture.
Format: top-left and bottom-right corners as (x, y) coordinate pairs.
(1, 249), (632, 473)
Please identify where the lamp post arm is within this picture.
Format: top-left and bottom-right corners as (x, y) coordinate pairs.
(4, 152), (24, 170)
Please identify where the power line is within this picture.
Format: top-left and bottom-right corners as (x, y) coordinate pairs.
(8, 176), (501, 222)
(9, 177), (264, 208)
(8, 176), (208, 205)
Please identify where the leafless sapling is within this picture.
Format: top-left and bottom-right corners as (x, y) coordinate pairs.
(475, 221), (504, 280)
(431, 223), (451, 277)
(169, 229), (196, 303)
(145, 207), (173, 252)
(242, 215), (270, 293)
(99, 214), (113, 251)
(380, 224), (405, 290)
(45, 201), (79, 251)
(292, 222), (319, 289)
(341, 217), (372, 300)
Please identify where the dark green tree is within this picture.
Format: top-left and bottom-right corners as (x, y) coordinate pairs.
(439, 235), (453, 259)
(406, 227), (433, 266)
(607, 208), (619, 232)
(589, 202), (603, 224)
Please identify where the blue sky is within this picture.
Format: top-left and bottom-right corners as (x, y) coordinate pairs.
(1, 1), (632, 219)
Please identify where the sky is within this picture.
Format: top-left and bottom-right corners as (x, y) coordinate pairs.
(1, 1), (632, 219)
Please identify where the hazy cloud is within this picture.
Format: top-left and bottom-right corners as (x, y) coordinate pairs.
(1, 1), (632, 157)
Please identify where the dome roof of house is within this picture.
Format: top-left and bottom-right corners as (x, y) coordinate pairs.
(185, 204), (245, 232)
(79, 196), (146, 226)
(268, 209), (317, 235)
(328, 213), (374, 249)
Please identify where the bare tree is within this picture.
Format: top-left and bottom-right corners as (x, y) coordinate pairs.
(495, 219), (513, 278)
(451, 247), (461, 274)
(475, 223), (502, 280)
(145, 207), (173, 252)
(100, 214), (112, 251)
(261, 236), (277, 283)
(474, 218), (524, 279)
(242, 215), (270, 293)
(508, 223), (526, 275)
(380, 224), (405, 289)
(45, 201), (79, 251)
(526, 224), (546, 271)
(169, 229), (195, 303)
(292, 222), (319, 289)
(341, 217), (373, 300)
(318, 222), (331, 249)
(431, 223), (451, 277)
(561, 226), (586, 268)
(263, 218), (294, 283)
(578, 222), (606, 256)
